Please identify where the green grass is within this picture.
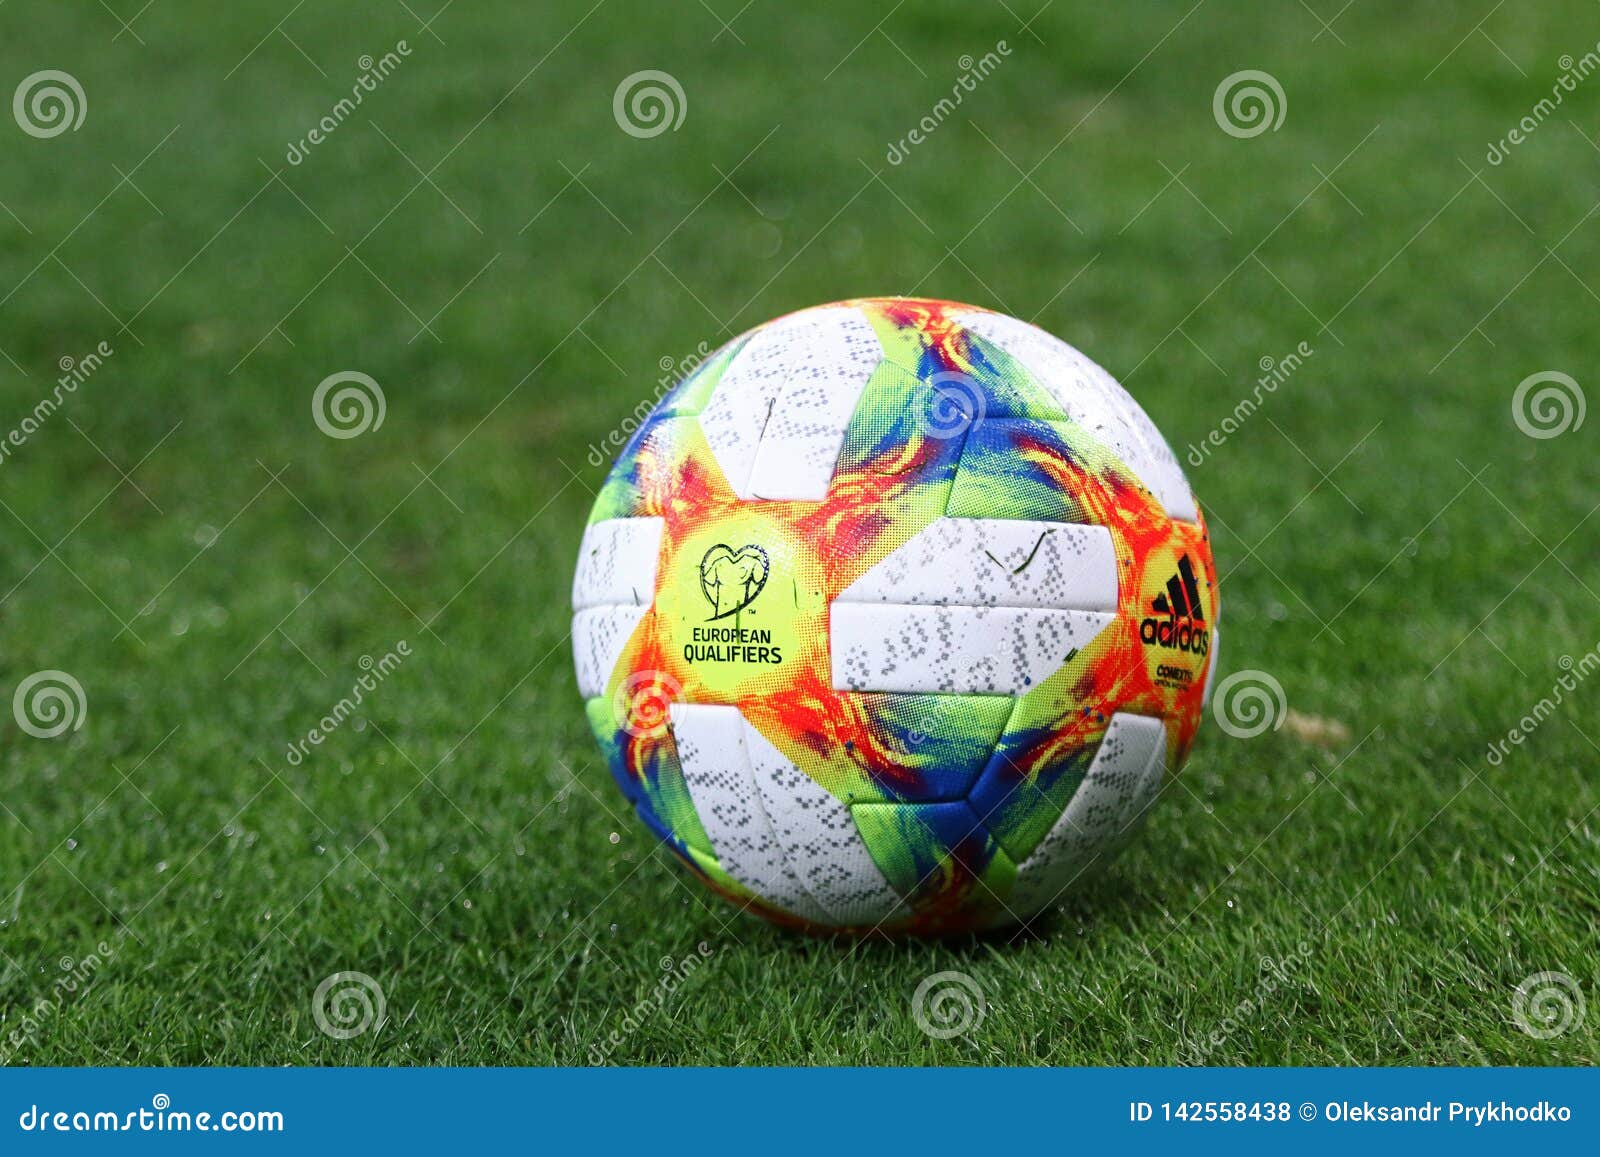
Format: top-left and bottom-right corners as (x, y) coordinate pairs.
(1, 0), (1598, 1065)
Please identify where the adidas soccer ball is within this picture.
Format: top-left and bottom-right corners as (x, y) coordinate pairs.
(571, 297), (1218, 934)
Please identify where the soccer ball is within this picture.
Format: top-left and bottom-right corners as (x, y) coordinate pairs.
(571, 298), (1218, 934)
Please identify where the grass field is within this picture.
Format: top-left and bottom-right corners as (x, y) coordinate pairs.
(1, 0), (1597, 1065)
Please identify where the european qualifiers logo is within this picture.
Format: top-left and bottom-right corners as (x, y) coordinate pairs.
(685, 544), (783, 667)
(1141, 555), (1211, 684)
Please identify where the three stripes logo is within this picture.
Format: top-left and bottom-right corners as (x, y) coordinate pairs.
(1140, 554), (1211, 656)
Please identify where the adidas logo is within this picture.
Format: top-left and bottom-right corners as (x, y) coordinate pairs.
(1139, 554), (1211, 656)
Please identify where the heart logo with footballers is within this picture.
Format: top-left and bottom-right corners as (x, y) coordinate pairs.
(660, 512), (821, 699)
(698, 543), (770, 620)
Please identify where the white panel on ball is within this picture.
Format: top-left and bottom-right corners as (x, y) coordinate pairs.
(830, 604), (1114, 695)
(571, 517), (664, 610)
(698, 306), (882, 500)
(570, 517), (664, 698)
(1008, 713), (1167, 915)
(671, 703), (909, 925)
(953, 309), (1199, 522)
(741, 721), (908, 926)
(1202, 627), (1221, 710)
(571, 605), (651, 698)
(835, 518), (1119, 611)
